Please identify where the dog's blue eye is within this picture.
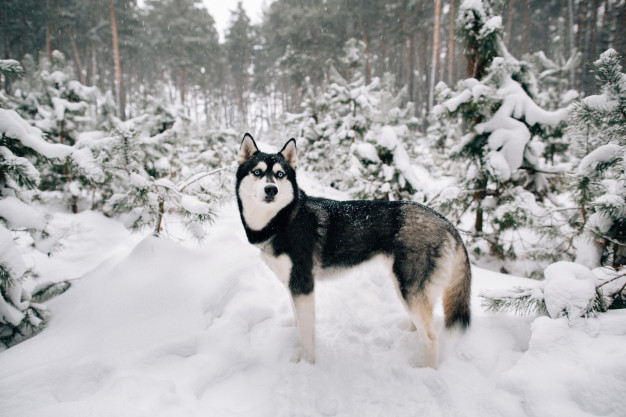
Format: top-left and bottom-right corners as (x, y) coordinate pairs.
(276, 172), (285, 179)
(253, 169), (262, 176)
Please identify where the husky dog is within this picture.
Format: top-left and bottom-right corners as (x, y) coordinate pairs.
(236, 133), (471, 368)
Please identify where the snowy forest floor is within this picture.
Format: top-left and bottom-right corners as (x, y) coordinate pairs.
(1, 175), (626, 417)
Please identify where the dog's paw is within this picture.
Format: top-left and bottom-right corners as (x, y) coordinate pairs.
(281, 317), (296, 327)
(397, 318), (417, 332)
(290, 350), (316, 364)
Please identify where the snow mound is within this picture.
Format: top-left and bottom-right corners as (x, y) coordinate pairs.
(543, 262), (598, 319)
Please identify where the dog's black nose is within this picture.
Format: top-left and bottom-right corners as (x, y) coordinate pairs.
(264, 185), (278, 197)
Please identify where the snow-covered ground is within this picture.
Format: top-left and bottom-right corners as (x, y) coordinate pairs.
(1, 183), (626, 417)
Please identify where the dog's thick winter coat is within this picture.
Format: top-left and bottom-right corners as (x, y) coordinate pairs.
(236, 133), (471, 368)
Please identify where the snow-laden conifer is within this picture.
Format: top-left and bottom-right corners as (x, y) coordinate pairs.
(288, 39), (421, 201)
(429, 0), (573, 275)
(569, 49), (626, 268)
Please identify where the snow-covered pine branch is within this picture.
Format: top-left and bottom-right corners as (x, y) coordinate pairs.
(480, 262), (626, 320)
(0, 59), (24, 80)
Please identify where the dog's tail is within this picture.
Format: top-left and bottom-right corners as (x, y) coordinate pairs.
(443, 244), (472, 330)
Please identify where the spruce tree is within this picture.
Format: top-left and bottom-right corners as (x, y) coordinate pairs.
(11, 51), (105, 213)
(100, 114), (219, 240)
(430, 0), (572, 274)
(569, 49), (626, 268)
(0, 60), (76, 347)
(289, 39), (420, 201)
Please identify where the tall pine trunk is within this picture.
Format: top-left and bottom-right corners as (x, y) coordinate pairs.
(506, 0), (514, 48)
(110, 1), (126, 120)
(428, 0), (442, 111)
(568, 0), (575, 86)
(67, 28), (87, 85)
(447, 0), (456, 86)
(358, 16), (372, 85)
(524, 0), (530, 54)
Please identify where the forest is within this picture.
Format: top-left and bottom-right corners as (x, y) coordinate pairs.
(2, 0), (625, 126)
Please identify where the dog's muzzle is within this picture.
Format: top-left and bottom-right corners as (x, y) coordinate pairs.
(264, 185), (278, 201)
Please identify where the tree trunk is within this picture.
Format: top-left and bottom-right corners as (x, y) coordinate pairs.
(447, 0), (456, 86)
(589, 0), (599, 64)
(568, 0), (575, 86)
(110, 1), (126, 120)
(524, 0), (531, 53)
(154, 196), (164, 237)
(46, 0), (53, 62)
(358, 16), (372, 85)
(67, 28), (87, 85)
(401, 7), (409, 87)
(409, 34), (415, 102)
(180, 43), (187, 107)
(428, 0), (442, 111)
(506, 0), (514, 48)
(617, 1), (626, 68)
(576, 0), (589, 90)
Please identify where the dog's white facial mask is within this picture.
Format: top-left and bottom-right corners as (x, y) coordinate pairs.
(238, 138), (296, 231)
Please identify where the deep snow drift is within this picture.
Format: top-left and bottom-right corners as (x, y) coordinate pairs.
(1, 188), (626, 417)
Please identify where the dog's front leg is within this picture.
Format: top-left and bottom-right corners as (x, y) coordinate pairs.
(291, 291), (316, 363)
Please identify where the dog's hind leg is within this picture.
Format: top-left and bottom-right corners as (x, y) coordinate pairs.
(405, 293), (439, 368)
(291, 292), (316, 363)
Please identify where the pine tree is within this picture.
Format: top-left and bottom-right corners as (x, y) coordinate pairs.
(100, 111), (221, 240)
(0, 60), (76, 347)
(569, 49), (626, 268)
(289, 39), (420, 200)
(430, 0), (572, 275)
(11, 51), (105, 213)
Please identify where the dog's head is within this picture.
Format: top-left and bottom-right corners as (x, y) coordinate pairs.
(236, 133), (298, 231)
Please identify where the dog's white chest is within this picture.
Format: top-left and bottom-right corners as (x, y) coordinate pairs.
(258, 248), (292, 286)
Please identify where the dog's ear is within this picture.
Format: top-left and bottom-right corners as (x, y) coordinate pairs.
(239, 133), (258, 164)
(279, 138), (297, 169)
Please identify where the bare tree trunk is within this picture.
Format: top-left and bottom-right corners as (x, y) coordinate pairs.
(180, 43), (187, 107)
(568, 0), (575, 86)
(524, 0), (531, 53)
(576, 0), (589, 90)
(358, 16), (372, 85)
(401, 7), (409, 86)
(409, 34), (415, 102)
(46, 0), (53, 62)
(67, 28), (87, 85)
(589, 0), (599, 63)
(447, 0), (456, 86)
(428, 0), (442, 111)
(110, 1), (126, 120)
(506, 0), (514, 48)
(613, 0), (626, 67)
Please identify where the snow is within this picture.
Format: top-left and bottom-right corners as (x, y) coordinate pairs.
(375, 126), (421, 191)
(442, 89), (472, 112)
(577, 144), (623, 177)
(0, 195), (47, 230)
(0, 109), (73, 160)
(474, 76), (569, 177)
(1, 196), (626, 417)
(543, 262), (598, 319)
(181, 195), (212, 215)
(0, 223), (28, 284)
(354, 143), (380, 163)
